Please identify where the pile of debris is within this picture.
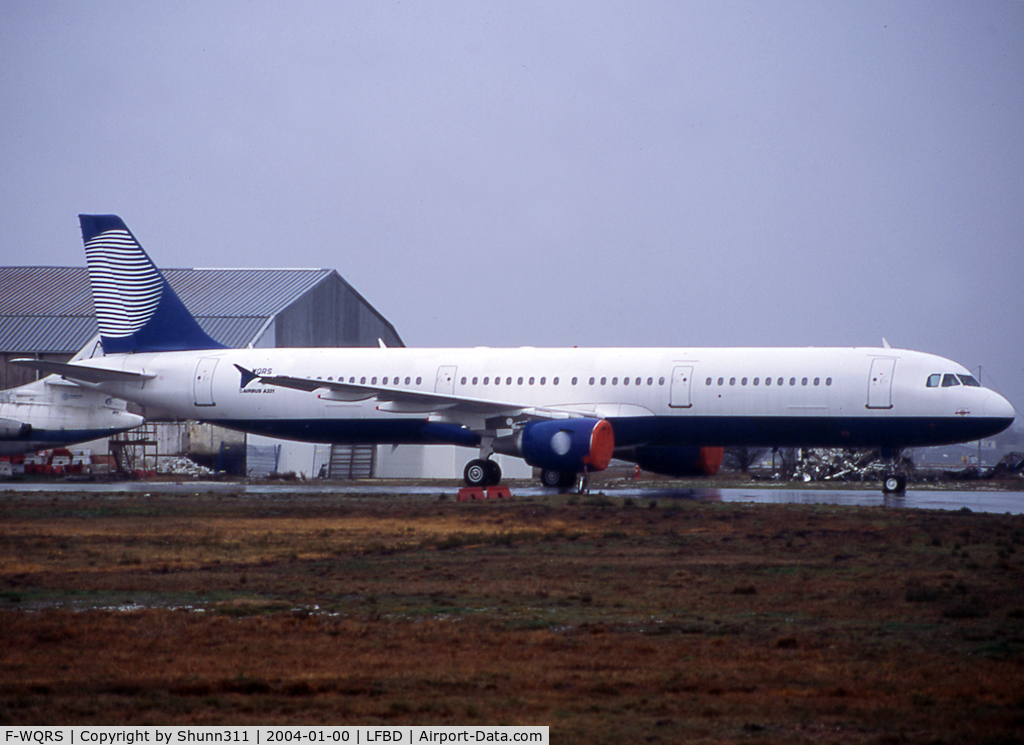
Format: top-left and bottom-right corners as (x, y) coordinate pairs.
(159, 456), (214, 477)
(794, 448), (910, 483)
(757, 448), (913, 483)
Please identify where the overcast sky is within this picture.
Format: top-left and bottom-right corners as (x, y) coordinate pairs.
(3, 2), (1022, 415)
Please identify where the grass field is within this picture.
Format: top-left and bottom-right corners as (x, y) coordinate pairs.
(1, 485), (1023, 743)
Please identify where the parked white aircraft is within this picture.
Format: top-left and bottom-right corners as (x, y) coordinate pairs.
(15, 215), (1016, 492)
(1, 338), (143, 455)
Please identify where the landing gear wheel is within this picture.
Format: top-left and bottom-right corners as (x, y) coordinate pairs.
(540, 468), (577, 490)
(485, 459), (502, 486)
(464, 459), (502, 488)
(882, 475), (907, 494)
(464, 459), (488, 487)
(540, 468), (562, 488)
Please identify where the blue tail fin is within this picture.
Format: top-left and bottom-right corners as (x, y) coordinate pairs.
(80, 215), (225, 353)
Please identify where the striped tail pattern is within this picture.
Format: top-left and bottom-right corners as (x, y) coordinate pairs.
(80, 215), (224, 354)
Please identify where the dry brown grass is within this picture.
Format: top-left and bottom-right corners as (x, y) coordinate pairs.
(1, 488), (1024, 743)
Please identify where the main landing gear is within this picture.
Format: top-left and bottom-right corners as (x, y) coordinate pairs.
(540, 468), (592, 494)
(462, 460), (590, 494)
(463, 458), (501, 488)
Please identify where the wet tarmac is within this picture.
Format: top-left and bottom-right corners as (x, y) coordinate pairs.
(3, 479), (1022, 515)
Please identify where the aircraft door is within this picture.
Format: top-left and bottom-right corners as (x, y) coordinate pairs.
(669, 365), (694, 409)
(435, 365), (457, 395)
(867, 357), (896, 409)
(194, 358), (219, 407)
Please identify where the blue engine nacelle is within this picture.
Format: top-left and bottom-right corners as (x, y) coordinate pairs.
(496, 418), (615, 473)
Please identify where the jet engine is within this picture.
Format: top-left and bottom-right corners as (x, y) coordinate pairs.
(0, 418), (31, 440)
(496, 418), (615, 473)
(628, 445), (724, 477)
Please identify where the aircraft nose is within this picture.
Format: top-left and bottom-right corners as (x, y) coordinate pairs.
(984, 390), (1016, 424)
(120, 411), (145, 429)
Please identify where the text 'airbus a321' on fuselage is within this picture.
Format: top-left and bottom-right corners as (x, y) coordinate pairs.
(14, 215), (1015, 493)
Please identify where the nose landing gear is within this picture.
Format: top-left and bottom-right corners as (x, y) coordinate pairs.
(882, 474), (907, 494)
(880, 447), (909, 494)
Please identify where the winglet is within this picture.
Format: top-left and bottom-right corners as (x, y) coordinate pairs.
(80, 215), (225, 354)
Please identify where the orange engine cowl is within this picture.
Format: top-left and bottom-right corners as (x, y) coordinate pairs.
(631, 445), (724, 477)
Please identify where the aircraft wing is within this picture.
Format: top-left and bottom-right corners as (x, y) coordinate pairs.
(10, 359), (156, 385)
(237, 365), (584, 425)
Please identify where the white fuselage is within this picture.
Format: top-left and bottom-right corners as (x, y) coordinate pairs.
(71, 345), (1015, 451)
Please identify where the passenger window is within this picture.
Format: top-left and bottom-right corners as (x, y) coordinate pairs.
(623, 377), (629, 385)
(730, 377), (736, 386)
(659, 377), (665, 385)
(528, 377), (534, 385)
(765, 377), (771, 386)
(540, 377), (546, 385)
(612, 377), (618, 385)
(360, 376), (366, 384)
(789, 378), (796, 386)
(777, 378), (784, 386)
(589, 377), (595, 385)
(706, 377), (713, 386)
(472, 377), (478, 385)
(460, 377), (466, 385)
(957, 375), (981, 387)
(801, 377), (808, 386)
(813, 377), (820, 386)
(483, 377), (489, 385)
(942, 374), (960, 387)
(753, 377), (759, 386)
(825, 377), (832, 386)
(647, 377), (653, 385)
(506, 377), (512, 385)
(601, 377), (607, 385)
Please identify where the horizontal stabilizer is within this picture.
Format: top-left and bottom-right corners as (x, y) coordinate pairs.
(10, 359), (156, 385)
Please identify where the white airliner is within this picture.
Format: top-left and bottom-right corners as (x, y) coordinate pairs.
(15, 215), (1016, 492)
(0, 339), (143, 456)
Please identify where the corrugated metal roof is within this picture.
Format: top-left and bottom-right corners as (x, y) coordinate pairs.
(0, 267), (389, 353)
(196, 316), (269, 349)
(0, 266), (333, 317)
(0, 316), (97, 353)
(0, 267), (93, 316)
(163, 268), (333, 316)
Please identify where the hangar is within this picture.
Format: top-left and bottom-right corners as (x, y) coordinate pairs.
(0, 264), (405, 476)
(1, 264), (532, 480)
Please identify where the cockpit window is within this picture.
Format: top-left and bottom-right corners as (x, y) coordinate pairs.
(926, 374), (941, 388)
(941, 374), (960, 387)
(957, 374), (981, 387)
